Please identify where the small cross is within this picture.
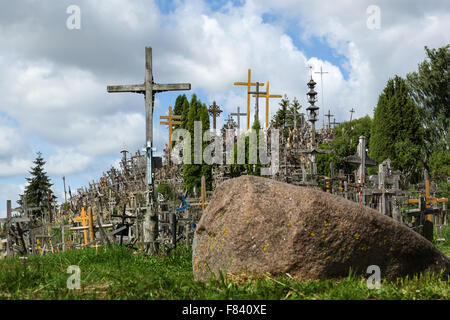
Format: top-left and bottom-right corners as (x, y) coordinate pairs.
(234, 69), (264, 131)
(251, 81), (282, 129)
(208, 101), (223, 130)
(160, 106), (182, 151)
(350, 108), (355, 122)
(331, 117), (340, 129)
(231, 106), (247, 131)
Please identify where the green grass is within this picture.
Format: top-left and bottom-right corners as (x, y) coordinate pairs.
(0, 242), (449, 300)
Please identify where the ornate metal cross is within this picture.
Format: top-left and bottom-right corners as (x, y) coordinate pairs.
(208, 101), (222, 130)
(251, 81), (282, 129)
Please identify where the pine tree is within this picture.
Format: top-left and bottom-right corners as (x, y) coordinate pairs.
(369, 75), (423, 183)
(18, 152), (57, 221)
(271, 95), (290, 138)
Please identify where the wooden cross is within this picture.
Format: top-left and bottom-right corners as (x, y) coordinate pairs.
(231, 106), (247, 130)
(208, 101), (222, 130)
(331, 117), (340, 129)
(107, 46), (191, 186)
(160, 106), (181, 150)
(234, 69), (264, 131)
(350, 108), (355, 122)
(251, 81), (282, 129)
(324, 110), (334, 130)
(73, 207), (89, 245)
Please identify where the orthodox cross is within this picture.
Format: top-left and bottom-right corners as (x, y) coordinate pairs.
(208, 101), (222, 130)
(234, 69), (264, 131)
(350, 108), (355, 122)
(231, 106), (247, 131)
(324, 110), (334, 130)
(251, 81), (282, 129)
(107, 46), (191, 187)
(160, 106), (181, 151)
(315, 65), (329, 117)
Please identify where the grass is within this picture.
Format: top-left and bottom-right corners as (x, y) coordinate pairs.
(0, 239), (449, 300)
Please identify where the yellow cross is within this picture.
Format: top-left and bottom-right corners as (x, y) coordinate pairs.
(73, 207), (96, 245)
(234, 69), (264, 131)
(252, 81), (282, 129)
(160, 106), (182, 151)
(408, 180), (448, 221)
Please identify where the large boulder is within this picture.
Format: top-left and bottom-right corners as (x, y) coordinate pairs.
(193, 175), (450, 281)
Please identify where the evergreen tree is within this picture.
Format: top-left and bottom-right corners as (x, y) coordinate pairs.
(369, 75), (423, 183)
(271, 95), (290, 137)
(18, 152), (57, 221)
(173, 94), (187, 130)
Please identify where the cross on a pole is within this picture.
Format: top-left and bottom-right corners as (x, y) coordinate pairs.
(160, 106), (181, 151)
(324, 110), (334, 130)
(234, 69), (264, 131)
(107, 47), (191, 186)
(208, 101), (222, 130)
(251, 81), (282, 129)
(231, 106), (247, 131)
(315, 65), (329, 117)
(350, 108), (355, 122)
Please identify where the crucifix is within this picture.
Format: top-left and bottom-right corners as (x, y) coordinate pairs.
(251, 81), (282, 129)
(324, 110), (334, 130)
(350, 108), (355, 122)
(107, 46), (191, 253)
(231, 106), (247, 131)
(315, 65), (329, 118)
(160, 106), (181, 151)
(208, 101), (222, 130)
(234, 69), (264, 131)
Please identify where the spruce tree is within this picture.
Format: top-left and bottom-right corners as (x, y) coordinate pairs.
(369, 75), (423, 183)
(18, 152), (57, 221)
(271, 95), (290, 138)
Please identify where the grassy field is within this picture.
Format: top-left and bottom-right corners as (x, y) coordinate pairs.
(0, 228), (449, 300)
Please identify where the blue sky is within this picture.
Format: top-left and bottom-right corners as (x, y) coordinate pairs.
(0, 0), (449, 216)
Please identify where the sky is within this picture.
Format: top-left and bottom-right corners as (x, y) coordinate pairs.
(0, 0), (449, 217)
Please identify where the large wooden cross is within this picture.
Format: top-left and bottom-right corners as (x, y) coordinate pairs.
(231, 106), (246, 131)
(234, 69), (264, 131)
(208, 101), (222, 130)
(251, 81), (282, 129)
(160, 106), (181, 151)
(107, 47), (191, 186)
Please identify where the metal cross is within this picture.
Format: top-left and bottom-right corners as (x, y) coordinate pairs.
(208, 101), (222, 130)
(248, 81), (267, 125)
(107, 46), (191, 187)
(160, 105), (182, 150)
(251, 81), (282, 129)
(234, 69), (264, 131)
(231, 106), (247, 131)
(315, 65), (329, 116)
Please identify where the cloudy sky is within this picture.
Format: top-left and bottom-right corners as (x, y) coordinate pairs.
(0, 0), (449, 216)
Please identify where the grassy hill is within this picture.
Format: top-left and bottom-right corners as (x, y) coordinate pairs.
(0, 227), (449, 300)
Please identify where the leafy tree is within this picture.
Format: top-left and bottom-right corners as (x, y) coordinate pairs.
(369, 75), (423, 183)
(406, 45), (449, 155)
(18, 152), (57, 221)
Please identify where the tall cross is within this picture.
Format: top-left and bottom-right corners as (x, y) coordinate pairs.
(208, 101), (222, 130)
(160, 106), (181, 151)
(234, 69), (264, 131)
(107, 47), (191, 187)
(315, 65), (329, 118)
(324, 110), (334, 130)
(231, 106), (247, 131)
(289, 106), (300, 128)
(251, 81), (282, 129)
(350, 107), (355, 122)
(248, 81), (267, 124)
